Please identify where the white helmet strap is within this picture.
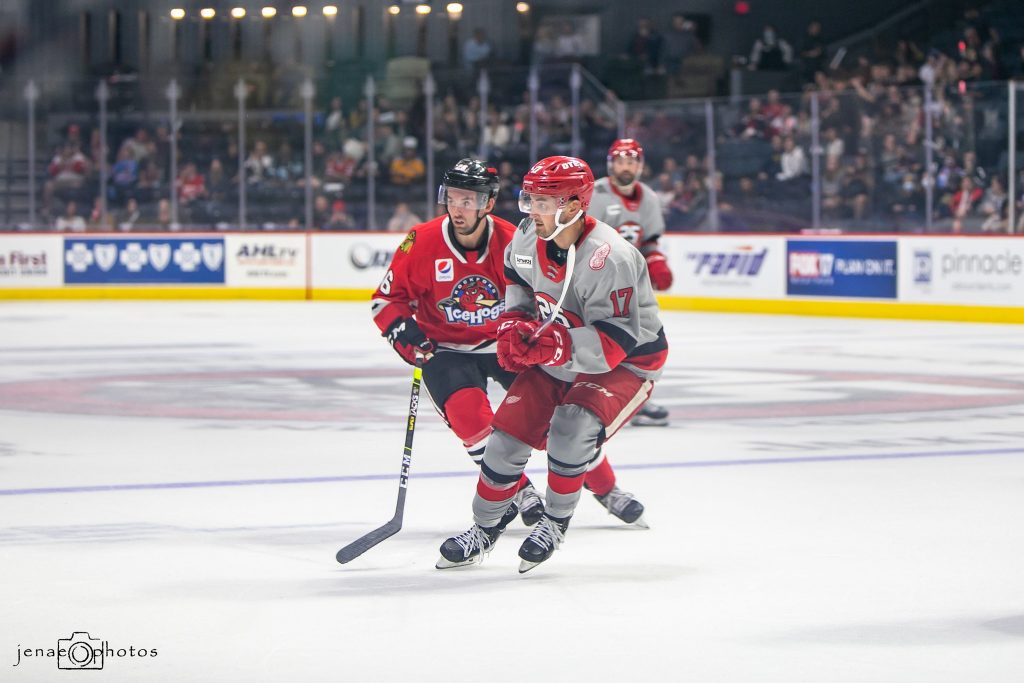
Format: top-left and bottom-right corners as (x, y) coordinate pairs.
(540, 207), (584, 242)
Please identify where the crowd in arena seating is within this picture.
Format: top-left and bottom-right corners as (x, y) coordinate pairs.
(38, 2), (1024, 234)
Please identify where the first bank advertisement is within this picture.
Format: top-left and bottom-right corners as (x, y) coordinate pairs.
(787, 240), (897, 299)
(64, 237), (225, 284)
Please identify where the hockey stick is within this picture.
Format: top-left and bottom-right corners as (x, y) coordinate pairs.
(530, 243), (575, 340)
(336, 366), (423, 564)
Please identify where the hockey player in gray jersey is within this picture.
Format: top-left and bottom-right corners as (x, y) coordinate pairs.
(588, 138), (674, 427)
(436, 156), (669, 573)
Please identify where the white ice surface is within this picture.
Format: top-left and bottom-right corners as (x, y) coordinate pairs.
(0, 301), (1022, 682)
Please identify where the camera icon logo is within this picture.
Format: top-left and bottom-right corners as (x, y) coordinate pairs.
(57, 632), (104, 670)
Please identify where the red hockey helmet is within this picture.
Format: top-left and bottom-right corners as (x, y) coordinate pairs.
(607, 138), (644, 164)
(520, 156), (595, 212)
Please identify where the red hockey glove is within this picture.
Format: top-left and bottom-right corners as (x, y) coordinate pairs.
(495, 312), (534, 373)
(645, 251), (673, 291)
(509, 320), (572, 368)
(383, 317), (436, 366)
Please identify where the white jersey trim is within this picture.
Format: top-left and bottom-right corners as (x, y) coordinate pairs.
(441, 215), (494, 264)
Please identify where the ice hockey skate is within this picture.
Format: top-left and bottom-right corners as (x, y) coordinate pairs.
(518, 514), (570, 573)
(593, 485), (649, 528)
(630, 402), (669, 427)
(516, 480), (545, 526)
(435, 503), (517, 569)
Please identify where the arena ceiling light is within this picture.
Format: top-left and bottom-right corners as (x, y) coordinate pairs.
(446, 3), (463, 17)
(415, 4), (431, 15)
(292, 5), (308, 17)
(261, 6), (277, 18)
(170, 8), (186, 20)
(387, 5), (401, 15)
(231, 7), (247, 18)
(200, 8), (216, 19)
(323, 5), (338, 17)
(516, 2), (530, 13)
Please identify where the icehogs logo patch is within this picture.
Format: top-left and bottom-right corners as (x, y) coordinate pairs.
(590, 242), (612, 270)
(437, 275), (505, 326)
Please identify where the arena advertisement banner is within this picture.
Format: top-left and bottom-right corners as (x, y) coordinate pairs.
(63, 236), (226, 285)
(0, 235), (63, 287)
(787, 239), (898, 299)
(899, 238), (1024, 307)
(224, 234), (306, 288)
(669, 236), (786, 298)
(310, 232), (403, 290)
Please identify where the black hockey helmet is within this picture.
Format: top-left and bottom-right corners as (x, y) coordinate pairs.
(438, 158), (500, 208)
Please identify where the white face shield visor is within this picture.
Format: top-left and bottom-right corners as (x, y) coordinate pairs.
(517, 192), (565, 215)
(518, 192), (583, 241)
(438, 185), (490, 211)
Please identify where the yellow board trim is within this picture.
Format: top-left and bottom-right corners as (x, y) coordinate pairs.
(0, 287), (306, 300)
(657, 295), (1024, 324)
(2, 288), (1022, 324)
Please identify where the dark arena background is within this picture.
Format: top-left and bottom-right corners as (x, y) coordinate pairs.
(1, 1), (1023, 681)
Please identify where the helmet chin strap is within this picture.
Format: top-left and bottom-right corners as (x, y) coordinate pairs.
(540, 207), (584, 242)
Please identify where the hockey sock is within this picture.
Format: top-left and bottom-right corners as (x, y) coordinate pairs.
(444, 387), (494, 462)
(583, 449), (616, 497)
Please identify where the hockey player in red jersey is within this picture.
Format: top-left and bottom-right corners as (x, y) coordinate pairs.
(589, 138), (674, 427)
(437, 156), (668, 572)
(371, 159), (545, 528)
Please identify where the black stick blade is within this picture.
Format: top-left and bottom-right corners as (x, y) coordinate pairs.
(336, 519), (402, 564)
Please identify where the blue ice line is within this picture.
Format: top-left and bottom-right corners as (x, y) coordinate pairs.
(0, 446), (1022, 497)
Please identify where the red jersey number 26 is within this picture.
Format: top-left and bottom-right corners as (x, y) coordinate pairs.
(610, 287), (633, 317)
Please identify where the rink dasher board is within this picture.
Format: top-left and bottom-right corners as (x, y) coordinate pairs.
(0, 231), (1022, 324)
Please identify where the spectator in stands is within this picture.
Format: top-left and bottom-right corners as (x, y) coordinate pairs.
(841, 154), (872, 222)
(979, 176), (1007, 232)
(823, 126), (844, 163)
(117, 198), (141, 232)
(951, 176), (983, 232)
(776, 136), (807, 182)
(386, 202), (422, 232)
(46, 143), (91, 197)
(627, 18), (664, 74)
(206, 159), (230, 203)
(325, 96), (347, 144)
(389, 137), (425, 186)
(55, 201), (85, 232)
(483, 109), (512, 153)
(532, 24), (557, 65)
(376, 124), (402, 168)
(799, 20), (826, 83)
(156, 199), (173, 230)
(324, 199), (356, 230)
(464, 28), (492, 70)
(177, 162), (207, 206)
(749, 24), (793, 71)
(245, 140), (273, 185)
(554, 20), (585, 60)
(87, 197), (110, 230)
(889, 173), (924, 223)
(662, 15), (700, 75)
(119, 128), (154, 163)
(273, 143), (304, 184)
(110, 147), (139, 203)
(821, 156), (845, 220)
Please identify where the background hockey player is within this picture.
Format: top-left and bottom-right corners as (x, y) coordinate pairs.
(438, 156), (668, 573)
(588, 138), (674, 427)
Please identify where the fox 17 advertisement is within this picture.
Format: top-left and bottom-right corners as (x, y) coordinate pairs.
(787, 240), (897, 299)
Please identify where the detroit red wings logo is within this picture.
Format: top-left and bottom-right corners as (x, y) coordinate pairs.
(590, 242), (612, 270)
(438, 275), (505, 326)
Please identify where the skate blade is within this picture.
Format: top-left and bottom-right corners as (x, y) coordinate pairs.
(518, 559), (542, 574)
(630, 515), (650, 529)
(435, 556), (479, 569)
(630, 415), (668, 427)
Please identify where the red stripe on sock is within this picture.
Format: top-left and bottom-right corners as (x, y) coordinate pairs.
(548, 471), (585, 495)
(584, 456), (616, 496)
(477, 476), (517, 502)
